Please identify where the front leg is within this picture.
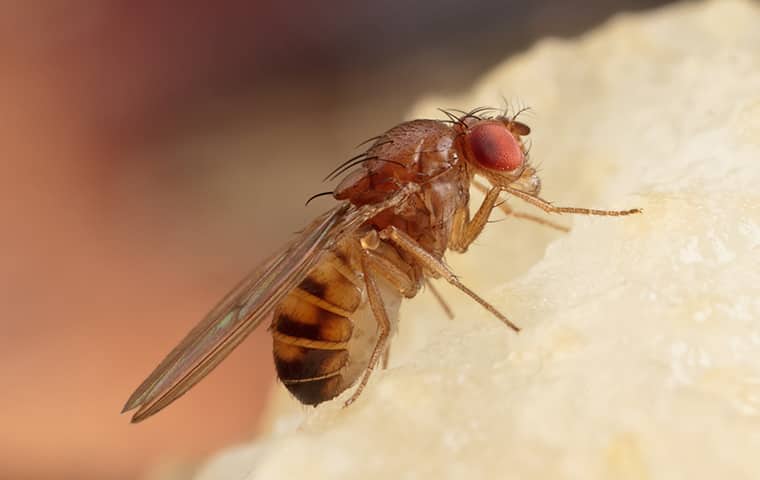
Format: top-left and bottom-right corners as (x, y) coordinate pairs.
(450, 185), (503, 253)
(503, 185), (642, 217)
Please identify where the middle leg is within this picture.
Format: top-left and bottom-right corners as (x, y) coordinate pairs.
(380, 226), (520, 333)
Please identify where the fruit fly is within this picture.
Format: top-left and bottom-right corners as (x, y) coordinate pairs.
(123, 106), (641, 422)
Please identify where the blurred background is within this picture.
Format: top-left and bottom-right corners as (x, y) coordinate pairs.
(0, 1), (675, 478)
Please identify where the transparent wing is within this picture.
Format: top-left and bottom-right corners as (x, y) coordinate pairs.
(122, 183), (418, 422)
(123, 204), (351, 422)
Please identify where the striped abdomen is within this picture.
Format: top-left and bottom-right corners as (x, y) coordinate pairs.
(271, 254), (361, 405)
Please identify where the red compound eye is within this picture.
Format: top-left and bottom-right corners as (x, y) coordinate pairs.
(465, 121), (525, 172)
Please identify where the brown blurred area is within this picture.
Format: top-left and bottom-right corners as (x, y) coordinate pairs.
(0, 1), (672, 479)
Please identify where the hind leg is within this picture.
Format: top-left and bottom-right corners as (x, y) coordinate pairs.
(343, 253), (395, 407)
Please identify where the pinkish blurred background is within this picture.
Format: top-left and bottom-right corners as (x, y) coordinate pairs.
(0, 1), (670, 478)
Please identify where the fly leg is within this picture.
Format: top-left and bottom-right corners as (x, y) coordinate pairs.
(494, 203), (571, 232)
(363, 249), (454, 376)
(473, 180), (569, 232)
(379, 226), (520, 332)
(343, 253), (395, 407)
(344, 231), (419, 405)
(449, 185), (503, 253)
(503, 185), (642, 217)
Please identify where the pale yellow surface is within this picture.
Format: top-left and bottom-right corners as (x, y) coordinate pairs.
(195, 1), (760, 479)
